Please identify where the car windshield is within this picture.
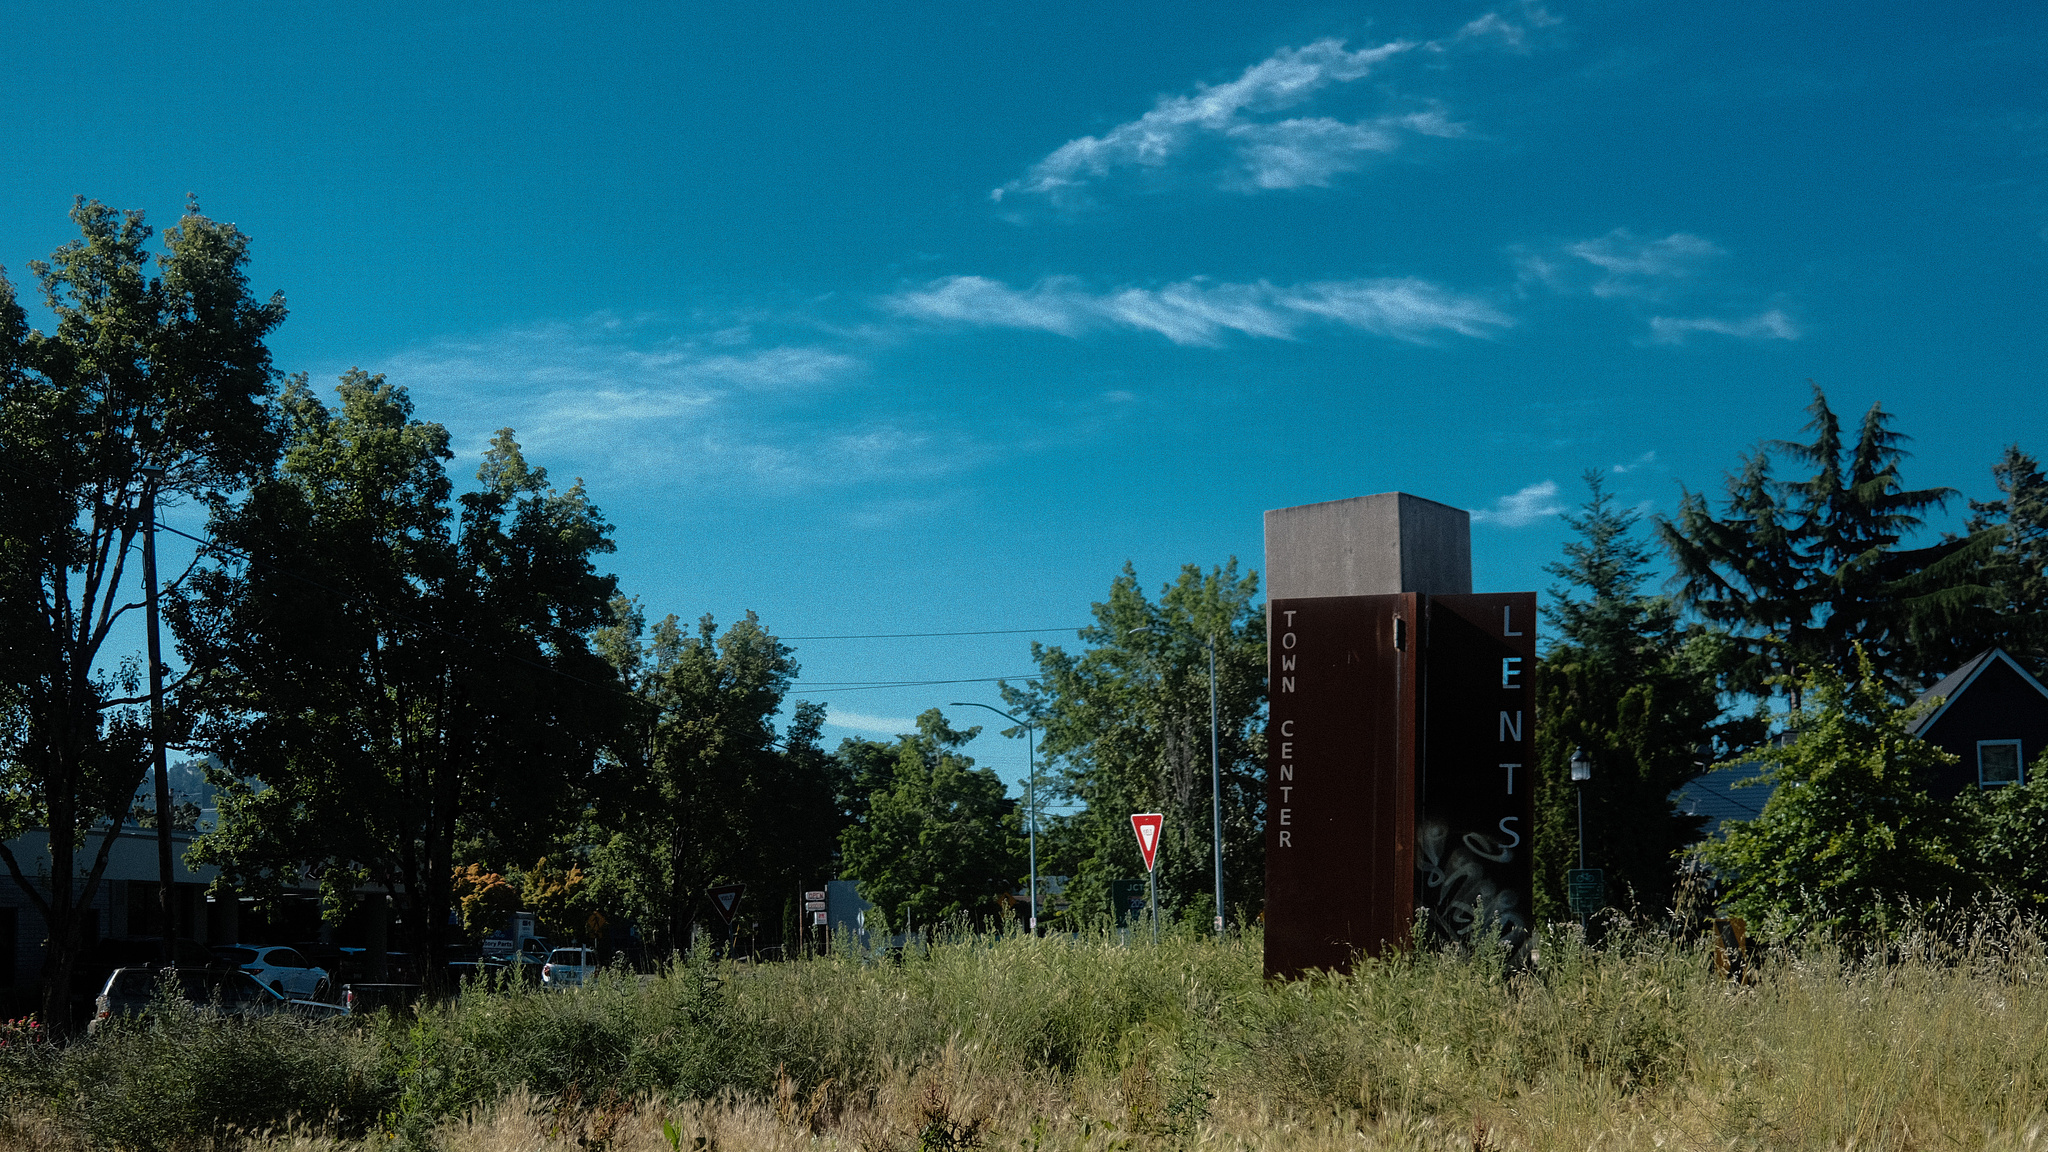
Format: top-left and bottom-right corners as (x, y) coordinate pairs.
(215, 947), (260, 965)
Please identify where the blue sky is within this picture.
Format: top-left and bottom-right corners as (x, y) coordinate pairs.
(5, 0), (2044, 792)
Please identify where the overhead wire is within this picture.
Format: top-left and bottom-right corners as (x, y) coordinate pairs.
(3, 452), (1060, 728)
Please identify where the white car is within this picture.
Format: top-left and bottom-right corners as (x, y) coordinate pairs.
(214, 944), (332, 1000)
(541, 947), (600, 988)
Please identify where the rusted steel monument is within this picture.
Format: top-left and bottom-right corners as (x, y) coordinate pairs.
(1264, 493), (1536, 978)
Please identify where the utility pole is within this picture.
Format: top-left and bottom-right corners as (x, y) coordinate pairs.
(1207, 634), (1224, 937)
(950, 702), (1038, 934)
(141, 467), (175, 964)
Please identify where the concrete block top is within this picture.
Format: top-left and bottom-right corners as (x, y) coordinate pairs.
(1264, 492), (1472, 600)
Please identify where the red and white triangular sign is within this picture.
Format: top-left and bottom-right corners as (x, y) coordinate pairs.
(1130, 812), (1164, 873)
(707, 882), (746, 925)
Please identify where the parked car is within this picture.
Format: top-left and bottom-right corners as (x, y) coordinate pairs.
(541, 947), (600, 989)
(91, 967), (344, 1033)
(213, 944), (332, 1000)
(341, 982), (423, 1015)
(72, 935), (221, 996)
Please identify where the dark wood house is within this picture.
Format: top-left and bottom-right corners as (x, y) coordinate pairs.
(1907, 648), (2048, 798)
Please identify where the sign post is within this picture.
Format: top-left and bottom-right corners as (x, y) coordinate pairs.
(1130, 813), (1163, 944)
(802, 888), (827, 954)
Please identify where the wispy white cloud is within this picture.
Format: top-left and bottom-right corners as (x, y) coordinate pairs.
(369, 316), (989, 490)
(1610, 450), (1657, 474)
(817, 709), (916, 736)
(1647, 309), (1800, 344)
(1471, 480), (1565, 526)
(884, 275), (1511, 345)
(1449, 4), (1561, 49)
(1518, 229), (1726, 299)
(1514, 229), (1800, 345)
(993, 38), (1436, 204)
(993, 6), (1559, 206)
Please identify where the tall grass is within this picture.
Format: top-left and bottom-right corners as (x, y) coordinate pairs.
(4, 913), (2046, 1150)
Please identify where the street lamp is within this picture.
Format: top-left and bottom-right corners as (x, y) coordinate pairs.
(1569, 746), (1591, 871)
(1126, 625), (1227, 939)
(950, 702), (1039, 934)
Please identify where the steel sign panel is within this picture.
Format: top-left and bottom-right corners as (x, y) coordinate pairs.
(707, 883), (747, 925)
(1567, 868), (1605, 915)
(1417, 594), (1537, 960)
(1264, 593), (1421, 978)
(1129, 813), (1164, 872)
(803, 890), (827, 901)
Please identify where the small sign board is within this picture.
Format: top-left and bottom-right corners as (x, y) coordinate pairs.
(1130, 813), (1164, 872)
(1567, 868), (1604, 915)
(810, 910), (828, 927)
(804, 890), (827, 902)
(707, 883), (746, 925)
(803, 900), (827, 912)
(1110, 879), (1147, 927)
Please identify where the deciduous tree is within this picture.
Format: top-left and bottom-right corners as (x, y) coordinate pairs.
(180, 374), (621, 983)
(837, 710), (1024, 932)
(1701, 646), (1970, 939)
(0, 199), (285, 1026)
(588, 605), (842, 955)
(1006, 561), (1265, 928)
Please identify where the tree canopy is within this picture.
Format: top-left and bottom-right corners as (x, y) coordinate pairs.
(0, 199), (286, 1025)
(1006, 561), (1265, 928)
(1701, 647), (1970, 938)
(1534, 472), (1736, 918)
(836, 710), (1025, 932)
(588, 603), (843, 955)
(1657, 385), (1996, 698)
(180, 372), (622, 980)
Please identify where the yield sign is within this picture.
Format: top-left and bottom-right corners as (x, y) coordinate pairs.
(1130, 813), (1164, 873)
(707, 883), (746, 925)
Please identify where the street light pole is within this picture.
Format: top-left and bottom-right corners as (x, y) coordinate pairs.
(950, 702), (1037, 934)
(1206, 634), (1224, 938)
(1570, 746), (1590, 871)
(1570, 746), (1591, 930)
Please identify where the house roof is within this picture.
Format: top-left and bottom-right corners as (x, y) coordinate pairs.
(1672, 758), (1774, 839)
(1907, 647), (2048, 736)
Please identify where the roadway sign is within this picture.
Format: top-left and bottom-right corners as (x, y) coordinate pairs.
(707, 883), (746, 925)
(803, 900), (827, 912)
(1567, 869), (1604, 916)
(1130, 813), (1164, 872)
(803, 890), (826, 902)
(810, 910), (827, 926)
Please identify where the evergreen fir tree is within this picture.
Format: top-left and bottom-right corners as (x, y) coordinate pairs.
(1657, 384), (1997, 699)
(1533, 471), (1731, 919)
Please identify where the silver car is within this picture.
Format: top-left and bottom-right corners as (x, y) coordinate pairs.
(213, 944), (333, 1000)
(91, 967), (344, 1033)
(541, 947), (599, 988)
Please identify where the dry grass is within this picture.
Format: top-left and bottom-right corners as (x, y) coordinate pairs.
(6, 913), (2048, 1151)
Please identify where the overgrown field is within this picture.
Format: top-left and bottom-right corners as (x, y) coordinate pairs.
(4, 915), (2047, 1151)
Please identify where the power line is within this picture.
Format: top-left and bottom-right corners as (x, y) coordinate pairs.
(1, 453), (1054, 714)
(791, 676), (1037, 694)
(780, 627), (1082, 640)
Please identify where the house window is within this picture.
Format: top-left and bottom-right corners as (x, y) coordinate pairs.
(1978, 740), (2024, 787)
